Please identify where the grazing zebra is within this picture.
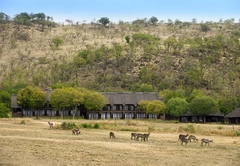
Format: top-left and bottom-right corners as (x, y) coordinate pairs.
(180, 137), (190, 146)
(201, 139), (213, 146)
(72, 128), (80, 135)
(178, 133), (188, 141)
(136, 133), (150, 142)
(48, 122), (53, 128)
(109, 132), (116, 138)
(189, 135), (198, 142)
(131, 133), (138, 140)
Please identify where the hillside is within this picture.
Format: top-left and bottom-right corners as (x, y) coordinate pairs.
(0, 18), (240, 99)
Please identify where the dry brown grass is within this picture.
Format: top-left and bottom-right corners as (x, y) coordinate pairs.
(0, 118), (240, 166)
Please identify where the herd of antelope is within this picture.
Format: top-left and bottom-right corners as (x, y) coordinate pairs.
(178, 133), (213, 146)
(48, 122), (213, 146)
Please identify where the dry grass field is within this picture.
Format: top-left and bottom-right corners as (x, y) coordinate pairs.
(0, 118), (240, 166)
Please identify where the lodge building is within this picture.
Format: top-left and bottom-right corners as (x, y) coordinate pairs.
(11, 91), (165, 119)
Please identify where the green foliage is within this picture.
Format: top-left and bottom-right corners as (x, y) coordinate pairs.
(147, 100), (166, 115)
(132, 33), (158, 44)
(61, 122), (77, 130)
(166, 98), (188, 118)
(77, 49), (91, 59)
(93, 123), (100, 129)
(218, 96), (238, 115)
(17, 86), (46, 109)
(236, 131), (240, 136)
(125, 36), (130, 44)
(189, 95), (219, 116)
(200, 23), (210, 32)
(98, 17), (110, 26)
(82, 123), (93, 129)
(52, 38), (63, 48)
(160, 89), (185, 104)
(0, 91), (11, 108)
(83, 91), (107, 111)
(140, 83), (154, 92)
(0, 12), (10, 23)
(184, 125), (195, 133)
(149, 16), (158, 25)
(138, 100), (150, 112)
(0, 103), (10, 118)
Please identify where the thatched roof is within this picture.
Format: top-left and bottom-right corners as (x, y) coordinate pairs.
(11, 91), (163, 108)
(101, 92), (163, 106)
(180, 112), (224, 117)
(11, 95), (20, 108)
(225, 108), (240, 118)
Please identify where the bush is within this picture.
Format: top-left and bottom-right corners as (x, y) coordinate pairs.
(93, 123), (100, 129)
(236, 131), (240, 136)
(61, 122), (77, 130)
(0, 103), (11, 118)
(81, 123), (92, 128)
(184, 125), (195, 133)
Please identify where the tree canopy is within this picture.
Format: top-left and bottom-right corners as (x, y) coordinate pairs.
(189, 95), (219, 118)
(17, 86), (46, 119)
(166, 97), (188, 118)
(98, 17), (110, 26)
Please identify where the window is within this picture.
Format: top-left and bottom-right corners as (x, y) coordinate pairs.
(113, 113), (122, 119)
(125, 113), (134, 119)
(112, 105), (122, 111)
(136, 113), (146, 119)
(124, 104), (134, 111)
(102, 105), (111, 111)
(148, 114), (157, 119)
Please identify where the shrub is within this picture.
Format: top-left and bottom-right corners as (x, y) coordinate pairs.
(236, 131), (240, 136)
(184, 125), (195, 133)
(93, 123), (100, 129)
(61, 122), (77, 130)
(81, 123), (92, 128)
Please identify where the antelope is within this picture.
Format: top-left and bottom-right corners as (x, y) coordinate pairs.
(201, 139), (213, 146)
(109, 132), (116, 138)
(180, 137), (190, 146)
(72, 128), (80, 135)
(188, 135), (198, 142)
(48, 122), (53, 128)
(131, 133), (138, 140)
(178, 133), (188, 141)
(136, 133), (150, 142)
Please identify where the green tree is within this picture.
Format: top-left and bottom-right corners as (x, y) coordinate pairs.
(52, 38), (63, 48)
(83, 91), (107, 118)
(189, 95), (219, 123)
(98, 17), (110, 27)
(149, 16), (158, 25)
(50, 88), (72, 119)
(138, 100), (150, 112)
(68, 88), (85, 119)
(0, 90), (11, 108)
(14, 12), (31, 30)
(166, 98), (188, 119)
(159, 89), (185, 104)
(0, 103), (10, 118)
(147, 100), (166, 120)
(218, 96), (238, 115)
(17, 86), (46, 119)
(140, 83), (154, 92)
(200, 23), (210, 32)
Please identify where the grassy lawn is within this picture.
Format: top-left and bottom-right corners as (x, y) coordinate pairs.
(0, 118), (239, 166)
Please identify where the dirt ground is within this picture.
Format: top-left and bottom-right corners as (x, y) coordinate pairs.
(0, 118), (239, 166)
